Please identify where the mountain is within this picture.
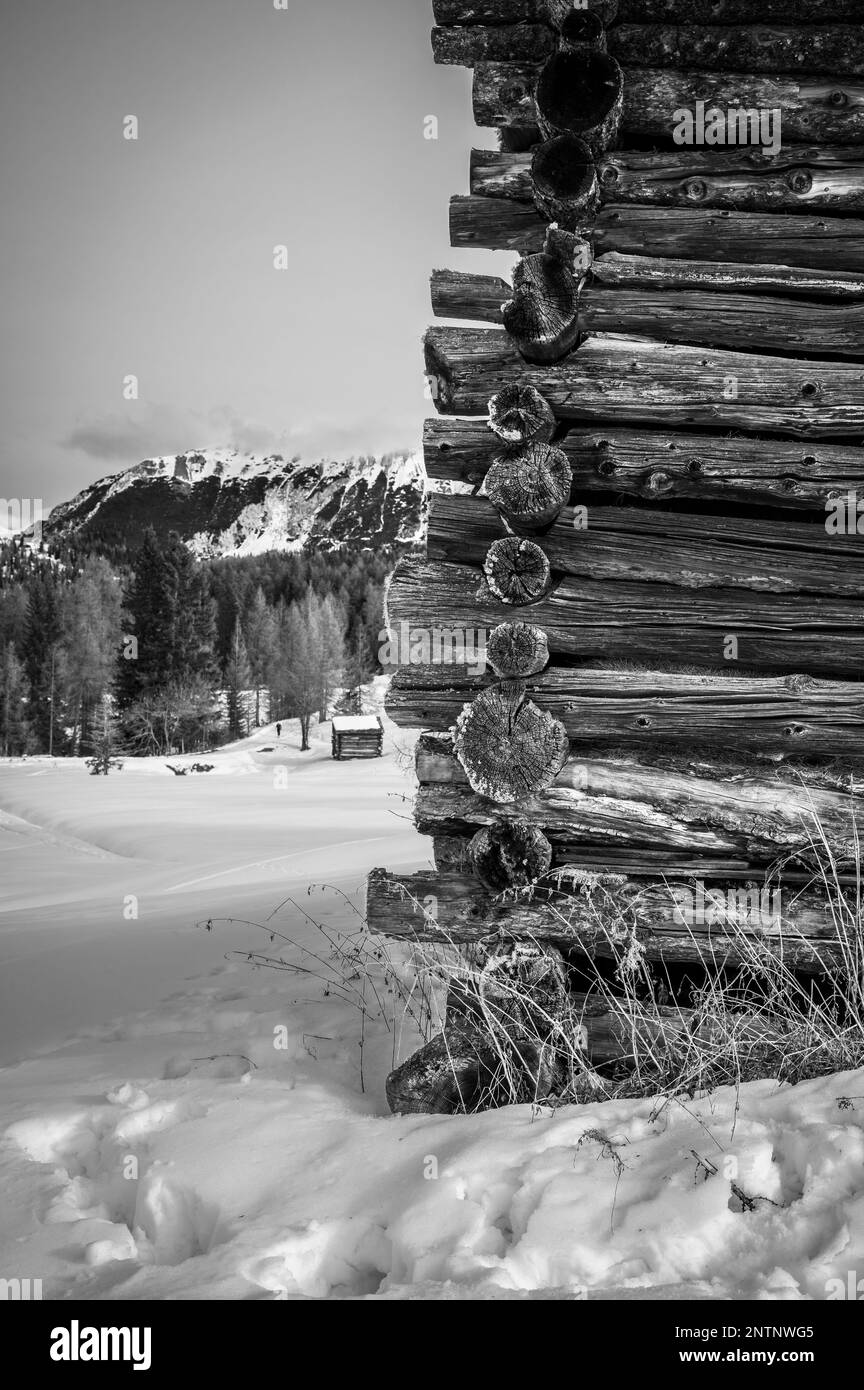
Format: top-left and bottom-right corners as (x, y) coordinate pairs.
(43, 449), (426, 557)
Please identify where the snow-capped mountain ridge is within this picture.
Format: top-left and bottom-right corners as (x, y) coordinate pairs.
(44, 448), (426, 557)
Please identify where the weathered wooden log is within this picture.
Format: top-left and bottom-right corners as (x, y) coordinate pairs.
(617, 1), (862, 23)
(610, 26), (864, 79)
(468, 820), (554, 889)
(447, 940), (570, 1038)
(451, 193), (546, 250)
(367, 869), (849, 971)
(451, 196), (864, 271)
(385, 1025), (498, 1114)
(432, 831), (861, 882)
(430, 827), (864, 883)
(424, 417), (864, 510)
(425, 326), (864, 439)
(433, 19), (864, 68)
(431, 268), (510, 323)
(474, 62), (864, 145)
(483, 443), (572, 531)
(597, 146), (864, 215)
(486, 620), (550, 678)
(387, 663), (864, 760)
(531, 135), (599, 228)
(473, 144), (864, 217)
(387, 557), (864, 675)
(434, 265), (864, 357)
(483, 535), (553, 603)
(501, 230), (583, 361)
(432, 24), (557, 66)
(453, 683), (570, 801)
(385, 939), (574, 1112)
(535, 51), (624, 155)
(589, 251), (864, 300)
(440, 251), (864, 308)
(487, 383), (557, 444)
(428, 494), (864, 599)
(579, 285), (864, 359)
(414, 736), (864, 867)
(592, 207), (864, 274)
(433, 1), (619, 24)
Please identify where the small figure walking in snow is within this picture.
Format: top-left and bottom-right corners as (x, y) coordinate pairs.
(276, 723), (282, 738)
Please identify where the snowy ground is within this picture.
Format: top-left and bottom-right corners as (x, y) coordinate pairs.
(2, 700), (864, 1301)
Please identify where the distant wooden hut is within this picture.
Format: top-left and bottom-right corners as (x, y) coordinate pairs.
(331, 715), (384, 760)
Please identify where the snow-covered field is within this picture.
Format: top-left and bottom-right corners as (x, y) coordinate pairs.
(2, 706), (864, 1301)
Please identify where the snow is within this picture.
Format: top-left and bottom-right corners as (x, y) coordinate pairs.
(2, 691), (864, 1300)
(331, 716), (382, 731)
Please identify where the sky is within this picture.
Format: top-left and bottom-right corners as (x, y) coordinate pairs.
(0, 0), (510, 510)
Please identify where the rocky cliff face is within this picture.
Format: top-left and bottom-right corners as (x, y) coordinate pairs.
(44, 449), (426, 556)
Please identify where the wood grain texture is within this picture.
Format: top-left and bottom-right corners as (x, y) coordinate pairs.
(434, 0), (850, 20)
(367, 868), (847, 970)
(451, 197), (864, 271)
(413, 735), (864, 867)
(386, 555), (864, 675)
(475, 62), (864, 143)
(428, 493), (864, 598)
(386, 663), (864, 758)
(433, 0), (618, 23)
(610, 26), (864, 78)
(472, 144), (864, 217)
(432, 23), (556, 66)
(435, 22), (864, 73)
(617, 1), (862, 21)
(423, 417), (864, 509)
(425, 326), (864, 439)
(432, 265), (864, 357)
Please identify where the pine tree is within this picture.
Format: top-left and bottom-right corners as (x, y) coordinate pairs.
(115, 528), (176, 710)
(21, 573), (63, 751)
(224, 618), (253, 739)
(244, 586), (278, 726)
(0, 643), (30, 755)
(60, 557), (123, 752)
(164, 535), (218, 685)
(278, 601), (318, 752)
(312, 591), (347, 722)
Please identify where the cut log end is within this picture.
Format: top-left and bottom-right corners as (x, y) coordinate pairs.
(487, 620), (550, 678)
(468, 820), (554, 891)
(535, 50), (624, 155)
(484, 441), (573, 531)
(385, 1027), (494, 1115)
(532, 134), (599, 230)
(488, 383), (557, 445)
(502, 247), (582, 363)
(559, 10), (606, 50)
(453, 684), (570, 801)
(483, 535), (553, 605)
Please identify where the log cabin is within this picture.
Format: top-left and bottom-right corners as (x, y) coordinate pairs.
(367, 0), (864, 1113)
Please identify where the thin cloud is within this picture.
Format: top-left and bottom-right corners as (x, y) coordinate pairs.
(62, 403), (417, 469)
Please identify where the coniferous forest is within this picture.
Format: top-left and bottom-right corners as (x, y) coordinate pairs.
(0, 529), (395, 756)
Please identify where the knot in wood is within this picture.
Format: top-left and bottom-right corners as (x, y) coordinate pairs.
(786, 169), (813, 195)
(644, 469), (673, 494)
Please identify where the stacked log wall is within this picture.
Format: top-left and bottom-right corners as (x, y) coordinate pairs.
(367, 2), (864, 1105)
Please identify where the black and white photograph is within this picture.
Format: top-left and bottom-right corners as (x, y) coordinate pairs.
(2, 0), (864, 1351)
